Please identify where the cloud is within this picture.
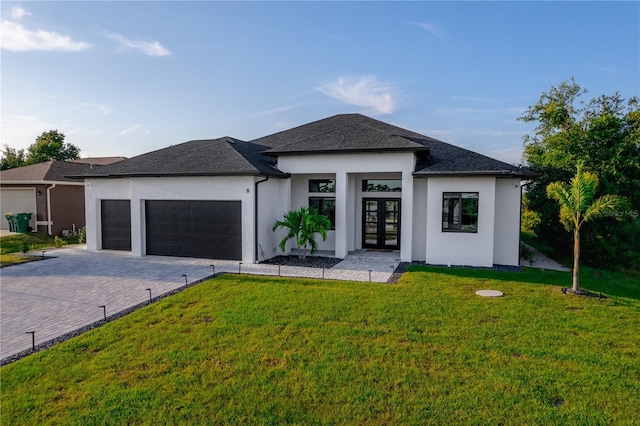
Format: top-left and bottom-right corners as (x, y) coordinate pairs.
(317, 75), (399, 114)
(256, 104), (303, 116)
(71, 102), (110, 115)
(11, 7), (32, 20)
(0, 114), (54, 148)
(113, 125), (142, 137)
(1, 20), (91, 52)
(412, 22), (443, 38)
(107, 33), (171, 56)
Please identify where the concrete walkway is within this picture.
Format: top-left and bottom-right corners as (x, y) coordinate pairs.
(1, 246), (396, 361)
(520, 243), (570, 272)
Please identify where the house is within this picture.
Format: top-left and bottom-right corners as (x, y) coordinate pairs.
(76, 114), (534, 267)
(0, 158), (125, 235)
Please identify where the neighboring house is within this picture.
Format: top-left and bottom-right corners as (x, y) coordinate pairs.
(76, 114), (534, 267)
(0, 158), (125, 235)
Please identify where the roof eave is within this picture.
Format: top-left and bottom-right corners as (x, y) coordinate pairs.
(1, 180), (85, 186)
(412, 170), (538, 178)
(75, 170), (289, 179)
(264, 146), (430, 157)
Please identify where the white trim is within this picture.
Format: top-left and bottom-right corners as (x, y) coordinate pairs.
(1, 180), (84, 186)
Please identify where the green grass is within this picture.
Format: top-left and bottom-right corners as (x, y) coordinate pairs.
(0, 253), (43, 267)
(0, 232), (80, 266)
(521, 230), (556, 257)
(2, 269), (639, 425)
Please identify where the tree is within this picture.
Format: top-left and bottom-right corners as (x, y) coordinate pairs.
(520, 79), (640, 269)
(1, 144), (26, 170)
(547, 161), (627, 293)
(272, 206), (332, 258)
(25, 130), (80, 164)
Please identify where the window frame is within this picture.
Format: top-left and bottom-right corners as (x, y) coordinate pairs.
(361, 179), (402, 192)
(442, 192), (479, 233)
(309, 196), (336, 230)
(309, 179), (336, 193)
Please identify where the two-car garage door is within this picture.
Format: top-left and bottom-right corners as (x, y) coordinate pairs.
(100, 200), (242, 260)
(145, 200), (242, 260)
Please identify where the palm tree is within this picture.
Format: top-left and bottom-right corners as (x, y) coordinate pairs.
(546, 161), (627, 293)
(272, 206), (332, 258)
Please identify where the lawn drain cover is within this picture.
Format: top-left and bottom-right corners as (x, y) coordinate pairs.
(475, 290), (504, 297)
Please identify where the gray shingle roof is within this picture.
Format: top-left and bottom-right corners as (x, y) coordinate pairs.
(254, 114), (535, 178)
(68, 114), (533, 179)
(73, 137), (287, 178)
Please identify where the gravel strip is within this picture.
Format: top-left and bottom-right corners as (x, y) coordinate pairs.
(261, 255), (343, 269)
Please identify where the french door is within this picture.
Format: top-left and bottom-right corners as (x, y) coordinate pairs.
(362, 198), (400, 250)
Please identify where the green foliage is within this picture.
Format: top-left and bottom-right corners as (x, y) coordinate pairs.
(21, 240), (30, 253)
(0, 232), (78, 255)
(1, 271), (639, 424)
(520, 79), (640, 269)
(0, 144), (26, 170)
(78, 226), (87, 244)
(25, 130), (80, 164)
(520, 194), (541, 232)
(1, 130), (81, 169)
(272, 206), (332, 257)
(53, 236), (67, 248)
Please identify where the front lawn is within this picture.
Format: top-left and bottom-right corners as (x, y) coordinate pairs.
(0, 232), (80, 266)
(2, 269), (639, 425)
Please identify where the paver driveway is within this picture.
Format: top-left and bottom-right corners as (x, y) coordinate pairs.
(1, 246), (397, 361)
(0, 246), (233, 361)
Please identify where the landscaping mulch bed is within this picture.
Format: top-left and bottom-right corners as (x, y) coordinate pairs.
(261, 255), (343, 269)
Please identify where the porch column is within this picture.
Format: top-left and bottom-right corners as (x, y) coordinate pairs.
(335, 171), (348, 258)
(400, 171), (414, 262)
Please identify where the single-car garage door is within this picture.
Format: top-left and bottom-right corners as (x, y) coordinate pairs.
(1, 188), (36, 230)
(145, 200), (242, 260)
(101, 200), (131, 250)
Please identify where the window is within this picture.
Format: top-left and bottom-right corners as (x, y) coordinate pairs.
(442, 192), (478, 232)
(309, 179), (335, 193)
(309, 197), (336, 229)
(362, 179), (402, 192)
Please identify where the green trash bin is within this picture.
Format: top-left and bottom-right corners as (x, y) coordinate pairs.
(5, 214), (17, 232)
(15, 213), (33, 233)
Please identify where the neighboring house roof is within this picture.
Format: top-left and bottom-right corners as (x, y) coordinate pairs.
(74, 137), (288, 178)
(1, 160), (97, 184)
(255, 114), (534, 178)
(69, 157), (127, 166)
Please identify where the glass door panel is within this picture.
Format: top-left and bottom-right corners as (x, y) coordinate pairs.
(362, 198), (400, 249)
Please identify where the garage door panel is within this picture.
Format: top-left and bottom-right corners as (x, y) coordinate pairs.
(101, 200), (131, 250)
(145, 200), (242, 260)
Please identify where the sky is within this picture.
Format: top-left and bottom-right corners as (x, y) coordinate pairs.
(1, 1), (638, 165)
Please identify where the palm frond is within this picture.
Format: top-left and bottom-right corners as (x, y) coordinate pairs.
(582, 194), (627, 226)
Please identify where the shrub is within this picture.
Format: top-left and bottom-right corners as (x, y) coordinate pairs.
(78, 226), (87, 244)
(54, 236), (67, 248)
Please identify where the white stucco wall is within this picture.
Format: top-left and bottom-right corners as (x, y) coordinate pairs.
(411, 179), (428, 261)
(425, 177), (496, 267)
(493, 178), (522, 266)
(85, 176), (257, 262)
(256, 177), (290, 261)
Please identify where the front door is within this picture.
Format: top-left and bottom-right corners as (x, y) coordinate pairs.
(362, 198), (400, 250)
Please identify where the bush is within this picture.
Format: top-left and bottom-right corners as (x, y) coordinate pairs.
(54, 236), (67, 248)
(21, 241), (30, 253)
(78, 226), (86, 244)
